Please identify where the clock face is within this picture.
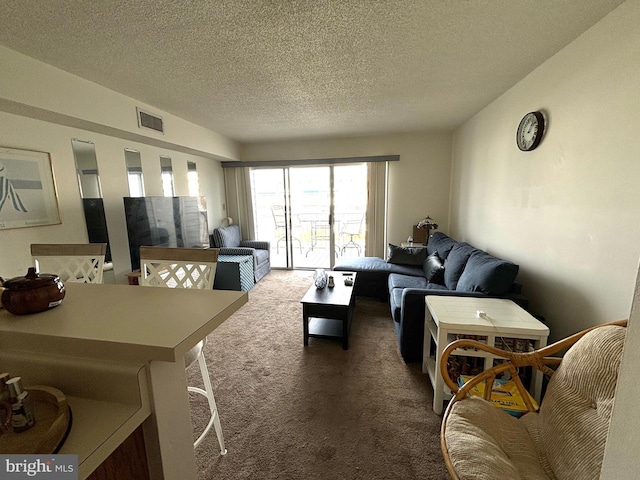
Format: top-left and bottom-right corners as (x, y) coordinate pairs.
(517, 111), (545, 151)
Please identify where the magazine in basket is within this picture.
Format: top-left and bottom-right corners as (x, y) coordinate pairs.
(458, 375), (539, 417)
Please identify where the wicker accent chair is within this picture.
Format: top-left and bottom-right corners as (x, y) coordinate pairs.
(440, 319), (627, 480)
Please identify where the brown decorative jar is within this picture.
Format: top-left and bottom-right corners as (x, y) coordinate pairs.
(0, 267), (65, 315)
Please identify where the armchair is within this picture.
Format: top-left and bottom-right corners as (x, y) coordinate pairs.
(210, 224), (271, 282)
(440, 319), (627, 480)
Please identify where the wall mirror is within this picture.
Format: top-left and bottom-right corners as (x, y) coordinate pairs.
(125, 149), (144, 197)
(187, 161), (200, 196)
(71, 139), (113, 273)
(160, 156), (174, 196)
(73, 138), (103, 198)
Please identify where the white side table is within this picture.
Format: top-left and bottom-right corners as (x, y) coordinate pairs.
(423, 296), (549, 414)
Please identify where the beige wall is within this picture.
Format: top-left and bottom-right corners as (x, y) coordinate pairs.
(241, 131), (453, 248)
(0, 46), (239, 161)
(450, 0), (640, 341)
(0, 48), (235, 283)
(0, 112), (227, 282)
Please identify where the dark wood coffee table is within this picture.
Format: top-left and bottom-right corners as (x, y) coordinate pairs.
(301, 272), (357, 350)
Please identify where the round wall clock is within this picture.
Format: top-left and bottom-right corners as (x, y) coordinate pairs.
(516, 111), (545, 151)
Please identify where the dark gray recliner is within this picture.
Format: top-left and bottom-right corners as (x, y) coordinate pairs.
(210, 225), (271, 282)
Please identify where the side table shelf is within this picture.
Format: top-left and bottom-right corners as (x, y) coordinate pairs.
(423, 296), (549, 415)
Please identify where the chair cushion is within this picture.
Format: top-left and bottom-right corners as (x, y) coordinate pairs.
(212, 225), (241, 248)
(527, 325), (626, 480)
(445, 397), (551, 480)
(456, 250), (519, 295)
(387, 244), (427, 266)
(443, 243), (476, 290)
(423, 252), (445, 284)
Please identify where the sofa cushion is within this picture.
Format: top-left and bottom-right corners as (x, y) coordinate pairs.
(335, 257), (423, 277)
(388, 273), (428, 291)
(387, 244), (427, 266)
(443, 243), (476, 290)
(423, 252), (445, 284)
(425, 282), (450, 291)
(427, 232), (458, 260)
(212, 225), (241, 248)
(456, 251), (519, 295)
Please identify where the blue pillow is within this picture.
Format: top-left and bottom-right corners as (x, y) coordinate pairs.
(443, 243), (476, 290)
(212, 225), (241, 248)
(387, 244), (427, 266)
(456, 251), (519, 295)
(427, 232), (457, 261)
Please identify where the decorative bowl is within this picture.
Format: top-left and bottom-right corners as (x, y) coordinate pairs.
(0, 267), (65, 315)
(314, 269), (328, 289)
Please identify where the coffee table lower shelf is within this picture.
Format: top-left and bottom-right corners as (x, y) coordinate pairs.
(306, 317), (351, 348)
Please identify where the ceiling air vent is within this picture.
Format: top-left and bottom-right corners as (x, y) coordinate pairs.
(137, 108), (164, 134)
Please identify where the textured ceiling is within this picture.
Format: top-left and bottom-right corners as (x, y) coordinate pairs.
(0, 0), (625, 143)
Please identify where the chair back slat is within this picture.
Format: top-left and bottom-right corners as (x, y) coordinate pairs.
(139, 247), (219, 290)
(31, 243), (107, 284)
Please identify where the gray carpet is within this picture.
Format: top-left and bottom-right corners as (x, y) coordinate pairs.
(188, 269), (448, 479)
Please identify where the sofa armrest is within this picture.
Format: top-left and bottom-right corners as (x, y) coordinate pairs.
(219, 247), (255, 256)
(241, 240), (270, 251)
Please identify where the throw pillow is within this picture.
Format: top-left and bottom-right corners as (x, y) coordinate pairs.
(456, 251), (519, 295)
(443, 243), (476, 290)
(387, 244), (427, 266)
(426, 232), (457, 261)
(423, 252), (445, 284)
(213, 225), (241, 248)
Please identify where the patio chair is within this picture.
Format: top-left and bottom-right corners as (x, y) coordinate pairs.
(337, 213), (364, 256)
(270, 205), (302, 255)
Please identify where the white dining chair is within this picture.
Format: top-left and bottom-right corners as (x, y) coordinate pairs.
(31, 243), (107, 284)
(138, 246), (227, 455)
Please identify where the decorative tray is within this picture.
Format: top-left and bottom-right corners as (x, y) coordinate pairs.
(0, 385), (72, 454)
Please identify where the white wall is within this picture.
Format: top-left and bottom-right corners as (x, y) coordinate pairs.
(241, 131), (453, 247)
(0, 46), (239, 161)
(0, 47), (235, 283)
(0, 112), (227, 283)
(449, 0), (640, 341)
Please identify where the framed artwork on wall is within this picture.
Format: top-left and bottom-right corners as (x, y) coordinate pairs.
(0, 146), (61, 230)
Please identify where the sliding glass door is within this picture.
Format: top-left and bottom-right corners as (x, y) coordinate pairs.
(251, 164), (367, 269)
(334, 164), (367, 258)
(289, 167), (332, 268)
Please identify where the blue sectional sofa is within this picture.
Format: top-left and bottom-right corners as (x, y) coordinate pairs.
(334, 232), (527, 362)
